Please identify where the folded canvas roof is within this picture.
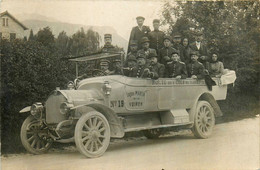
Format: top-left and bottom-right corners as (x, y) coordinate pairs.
(68, 52), (122, 62)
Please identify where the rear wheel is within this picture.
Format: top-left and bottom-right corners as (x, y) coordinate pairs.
(75, 111), (110, 158)
(192, 101), (215, 138)
(20, 116), (53, 154)
(143, 129), (161, 139)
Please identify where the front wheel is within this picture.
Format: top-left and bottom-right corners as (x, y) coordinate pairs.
(20, 116), (53, 154)
(74, 111), (110, 158)
(192, 101), (215, 138)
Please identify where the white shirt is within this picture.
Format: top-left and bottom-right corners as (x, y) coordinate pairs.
(196, 41), (201, 50)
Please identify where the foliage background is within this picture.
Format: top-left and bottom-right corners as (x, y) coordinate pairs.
(1, 1), (259, 154)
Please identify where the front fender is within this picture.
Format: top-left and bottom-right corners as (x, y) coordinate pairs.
(19, 106), (31, 113)
(72, 103), (124, 138)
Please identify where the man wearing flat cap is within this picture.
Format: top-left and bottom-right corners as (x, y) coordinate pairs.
(164, 50), (187, 79)
(171, 32), (184, 62)
(137, 37), (157, 62)
(158, 35), (177, 65)
(147, 51), (165, 78)
(187, 51), (205, 79)
(147, 19), (165, 54)
(99, 59), (112, 76)
(190, 31), (209, 65)
(128, 16), (151, 53)
(101, 34), (116, 53)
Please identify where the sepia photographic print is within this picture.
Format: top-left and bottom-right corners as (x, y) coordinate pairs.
(0, 0), (259, 169)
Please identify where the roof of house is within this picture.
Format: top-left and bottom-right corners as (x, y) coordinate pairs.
(0, 11), (28, 30)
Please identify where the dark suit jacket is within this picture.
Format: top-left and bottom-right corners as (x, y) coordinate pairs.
(158, 47), (177, 65)
(148, 62), (165, 78)
(190, 41), (209, 61)
(147, 30), (165, 53)
(165, 61), (187, 79)
(128, 25), (151, 52)
(129, 65), (150, 78)
(187, 61), (205, 79)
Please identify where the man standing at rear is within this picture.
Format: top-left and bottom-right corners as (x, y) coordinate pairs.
(101, 34), (116, 53)
(190, 31), (209, 65)
(147, 19), (165, 54)
(128, 16), (151, 53)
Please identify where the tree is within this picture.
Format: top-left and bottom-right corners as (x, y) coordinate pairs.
(35, 27), (55, 47)
(28, 29), (35, 41)
(161, 1), (259, 95)
(56, 31), (70, 55)
(69, 28), (100, 56)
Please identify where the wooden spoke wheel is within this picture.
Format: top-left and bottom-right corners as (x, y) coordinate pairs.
(20, 116), (53, 154)
(75, 111), (110, 158)
(192, 101), (215, 138)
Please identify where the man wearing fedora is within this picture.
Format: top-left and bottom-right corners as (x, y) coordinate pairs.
(147, 51), (165, 78)
(129, 52), (157, 79)
(147, 19), (165, 54)
(128, 16), (151, 53)
(137, 37), (157, 61)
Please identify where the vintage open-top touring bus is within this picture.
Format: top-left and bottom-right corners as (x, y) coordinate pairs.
(20, 52), (236, 158)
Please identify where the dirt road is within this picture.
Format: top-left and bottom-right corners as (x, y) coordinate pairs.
(1, 117), (259, 170)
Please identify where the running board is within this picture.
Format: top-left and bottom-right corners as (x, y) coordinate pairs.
(124, 122), (192, 132)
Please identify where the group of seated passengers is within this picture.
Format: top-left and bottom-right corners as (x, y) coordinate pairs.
(121, 36), (224, 79)
(99, 49), (223, 80)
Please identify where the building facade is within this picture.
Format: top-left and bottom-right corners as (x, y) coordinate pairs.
(0, 11), (28, 40)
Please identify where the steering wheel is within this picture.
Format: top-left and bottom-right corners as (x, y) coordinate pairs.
(92, 69), (106, 77)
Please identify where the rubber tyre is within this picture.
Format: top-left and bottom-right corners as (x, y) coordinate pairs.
(143, 129), (161, 139)
(20, 115), (52, 154)
(75, 111), (110, 158)
(192, 101), (215, 139)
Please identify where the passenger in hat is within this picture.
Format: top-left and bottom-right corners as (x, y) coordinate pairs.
(147, 19), (165, 53)
(190, 30), (209, 64)
(110, 59), (123, 75)
(171, 32), (184, 62)
(101, 34), (116, 53)
(129, 52), (156, 79)
(158, 35), (177, 65)
(164, 50), (187, 79)
(147, 51), (165, 78)
(187, 51), (205, 79)
(137, 37), (157, 61)
(128, 16), (151, 53)
(127, 40), (138, 59)
(123, 54), (137, 76)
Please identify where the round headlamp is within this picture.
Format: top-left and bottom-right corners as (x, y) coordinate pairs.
(60, 102), (74, 115)
(30, 103), (43, 118)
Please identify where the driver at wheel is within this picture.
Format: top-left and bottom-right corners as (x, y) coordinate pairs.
(100, 59), (113, 76)
(129, 52), (157, 79)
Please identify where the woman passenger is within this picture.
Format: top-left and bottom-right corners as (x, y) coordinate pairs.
(182, 37), (191, 65)
(209, 52), (224, 78)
